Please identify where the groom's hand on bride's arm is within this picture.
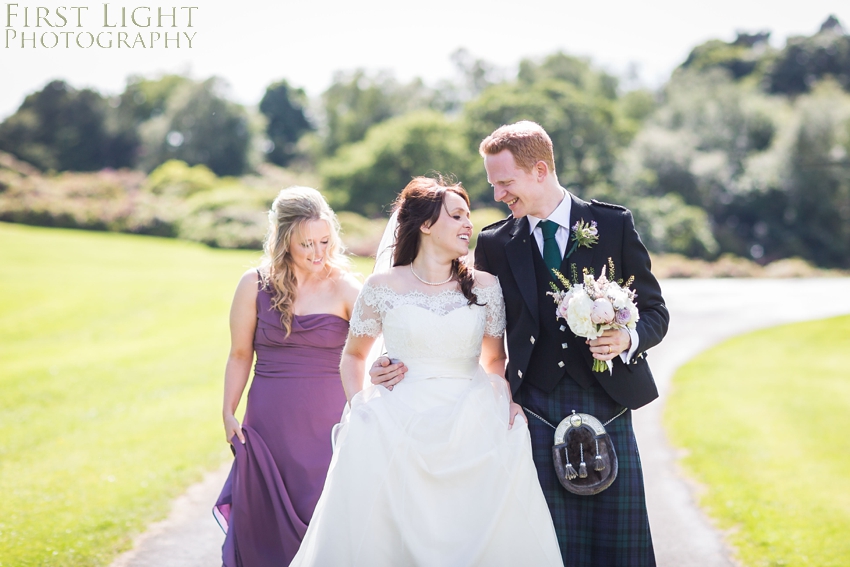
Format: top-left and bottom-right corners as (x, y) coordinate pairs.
(369, 357), (408, 390)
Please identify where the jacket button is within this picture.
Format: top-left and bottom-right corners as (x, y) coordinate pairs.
(530, 336), (535, 344)
(558, 361), (565, 368)
(559, 325), (566, 332)
(561, 343), (568, 349)
(518, 370), (523, 378)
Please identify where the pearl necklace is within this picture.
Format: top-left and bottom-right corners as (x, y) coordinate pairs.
(410, 264), (454, 286)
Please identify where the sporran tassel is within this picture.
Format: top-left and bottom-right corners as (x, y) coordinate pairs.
(564, 447), (578, 481)
(594, 438), (605, 472)
(578, 443), (588, 478)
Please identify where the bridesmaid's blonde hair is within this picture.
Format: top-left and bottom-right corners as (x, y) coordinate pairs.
(261, 186), (349, 336)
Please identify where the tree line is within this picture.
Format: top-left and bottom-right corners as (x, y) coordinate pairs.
(1, 16), (849, 268)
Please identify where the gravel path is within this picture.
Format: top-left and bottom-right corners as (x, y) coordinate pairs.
(110, 277), (850, 567)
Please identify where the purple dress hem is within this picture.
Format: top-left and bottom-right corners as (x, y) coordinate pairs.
(214, 284), (348, 567)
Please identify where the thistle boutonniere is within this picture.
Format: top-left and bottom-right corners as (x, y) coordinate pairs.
(564, 219), (598, 259)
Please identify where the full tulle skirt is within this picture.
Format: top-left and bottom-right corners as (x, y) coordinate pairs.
(290, 365), (563, 567)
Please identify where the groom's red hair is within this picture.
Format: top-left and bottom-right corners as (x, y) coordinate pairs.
(479, 121), (556, 174)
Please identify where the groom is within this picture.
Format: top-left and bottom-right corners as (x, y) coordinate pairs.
(474, 121), (668, 566)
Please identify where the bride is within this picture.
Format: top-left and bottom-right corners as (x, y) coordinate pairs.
(289, 176), (563, 566)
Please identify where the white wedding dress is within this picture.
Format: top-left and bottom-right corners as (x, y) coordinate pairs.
(289, 279), (563, 567)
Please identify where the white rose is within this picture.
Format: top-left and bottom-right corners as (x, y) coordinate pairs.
(567, 291), (600, 338)
(607, 286), (628, 310)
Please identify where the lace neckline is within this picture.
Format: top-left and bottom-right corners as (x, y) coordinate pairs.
(349, 277), (506, 339)
(366, 283), (467, 300)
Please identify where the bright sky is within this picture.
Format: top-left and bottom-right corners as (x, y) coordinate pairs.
(1, 0), (849, 120)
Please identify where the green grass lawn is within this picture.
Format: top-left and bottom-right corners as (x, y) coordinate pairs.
(0, 223), (374, 566)
(0, 223), (265, 565)
(665, 314), (850, 566)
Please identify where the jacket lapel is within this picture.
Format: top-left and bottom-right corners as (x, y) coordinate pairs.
(504, 216), (539, 326)
(563, 194), (597, 282)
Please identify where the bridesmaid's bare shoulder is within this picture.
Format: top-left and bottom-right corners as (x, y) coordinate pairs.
(235, 268), (262, 294)
(332, 269), (362, 313)
(230, 268), (261, 316)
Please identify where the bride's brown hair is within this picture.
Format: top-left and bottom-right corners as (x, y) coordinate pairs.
(391, 176), (480, 306)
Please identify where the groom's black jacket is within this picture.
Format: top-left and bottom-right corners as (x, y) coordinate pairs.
(474, 193), (668, 410)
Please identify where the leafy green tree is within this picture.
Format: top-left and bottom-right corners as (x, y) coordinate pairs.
(435, 48), (504, 111)
(678, 34), (771, 80)
(740, 82), (850, 267)
(464, 79), (623, 190)
(321, 110), (477, 216)
(318, 70), (443, 157)
(616, 66), (850, 267)
(259, 80), (312, 166)
(116, 74), (192, 124)
(0, 80), (129, 171)
(676, 17), (850, 98)
(462, 53), (654, 194)
(620, 70), (782, 208)
(139, 78), (252, 176)
(767, 16), (850, 95)
(104, 74), (193, 167)
(618, 72), (785, 258)
(517, 52), (619, 100)
(452, 48), (500, 98)
(628, 194), (719, 258)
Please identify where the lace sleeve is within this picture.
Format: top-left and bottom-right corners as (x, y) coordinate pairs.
(476, 278), (507, 338)
(349, 283), (383, 338)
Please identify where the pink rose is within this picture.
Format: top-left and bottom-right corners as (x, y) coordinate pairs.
(556, 301), (570, 320)
(590, 298), (614, 324)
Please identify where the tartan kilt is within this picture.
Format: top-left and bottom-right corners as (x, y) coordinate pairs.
(521, 378), (656, 567)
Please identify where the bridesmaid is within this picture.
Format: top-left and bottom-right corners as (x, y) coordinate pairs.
(213, 186), (361, 567)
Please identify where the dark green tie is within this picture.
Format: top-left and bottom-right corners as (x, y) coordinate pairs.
(539, 220), (561, 272)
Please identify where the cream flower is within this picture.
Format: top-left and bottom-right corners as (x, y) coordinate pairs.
(567, 290), (601, 339)
(626, 303), (640, 329)
(607, 287), (629, 310)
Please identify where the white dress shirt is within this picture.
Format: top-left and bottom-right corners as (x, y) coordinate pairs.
(527, 190), (573, 259)
(527, 191), (639, 365)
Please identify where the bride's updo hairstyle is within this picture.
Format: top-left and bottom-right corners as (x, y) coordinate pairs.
(392, 176), (480, 306)
(261, 186), (348, 336)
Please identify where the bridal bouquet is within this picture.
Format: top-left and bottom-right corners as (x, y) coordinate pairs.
(548, 261), (639, 372)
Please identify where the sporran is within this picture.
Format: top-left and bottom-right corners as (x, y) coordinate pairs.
(526, 407), (626, 496)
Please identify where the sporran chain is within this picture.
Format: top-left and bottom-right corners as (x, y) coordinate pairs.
(523, 406), (628, 430)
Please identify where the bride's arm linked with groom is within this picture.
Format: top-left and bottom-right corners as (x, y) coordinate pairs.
(370, 120), (668, 567)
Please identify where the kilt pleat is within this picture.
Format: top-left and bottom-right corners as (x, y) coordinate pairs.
(521, 379), (656, 567)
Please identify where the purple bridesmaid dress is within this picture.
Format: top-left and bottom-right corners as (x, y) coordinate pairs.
(214, 282), (349, 567)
